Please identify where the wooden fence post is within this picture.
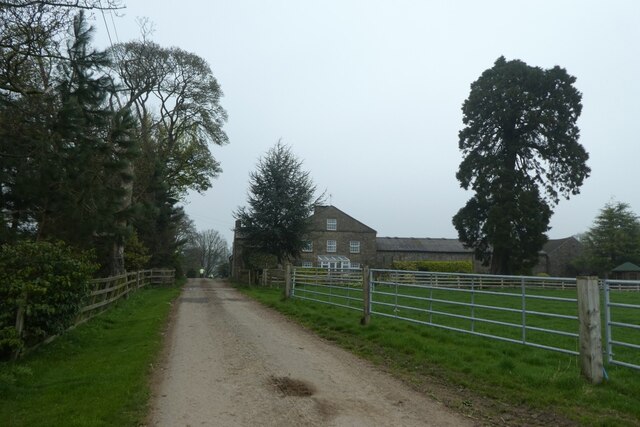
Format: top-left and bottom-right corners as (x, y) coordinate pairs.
(284, 263), (292, 299)
(577, 276), (603, 384)
(361, 266), (371, 325)
(13, 292), (27, 360)
(123, 275), (130, 299)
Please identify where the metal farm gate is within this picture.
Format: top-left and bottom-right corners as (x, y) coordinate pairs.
(602, 279), (640, 370)
(289, 267), (640, 374)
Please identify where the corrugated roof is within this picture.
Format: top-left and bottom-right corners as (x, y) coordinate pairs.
(377, 236), (580, 254)
(376, 237), (472, 253)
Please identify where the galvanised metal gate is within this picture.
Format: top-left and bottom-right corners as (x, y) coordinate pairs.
(603, 279), (640, 370)
(369, 269), (581, 356)
(292, 267), (363, 311)
(290, 266), (640, 372)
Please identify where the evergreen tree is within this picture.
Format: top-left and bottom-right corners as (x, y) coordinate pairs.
(453, 57), (590, 274)
(41, 13), (137, 273)
(576, 202), (640, 275)
(235, 142), (320, 264)
(0, 11), (138, 273)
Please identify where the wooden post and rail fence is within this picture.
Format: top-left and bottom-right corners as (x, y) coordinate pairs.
(77, 268), (175, 324)
(12, 269), (175, 359)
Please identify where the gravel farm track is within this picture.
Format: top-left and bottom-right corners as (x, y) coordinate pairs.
(146, 278), (473, 426)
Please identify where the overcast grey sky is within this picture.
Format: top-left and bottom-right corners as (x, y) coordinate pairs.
(98, 0), (640, 245)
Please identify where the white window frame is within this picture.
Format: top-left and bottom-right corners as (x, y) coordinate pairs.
(301, 261), (313, 268)
(326, 239), (337, 253)
(349, 240), (361, 254)
(351, 262), (360, 269)
(320, 260), (349, 270)
(302, 240), (313, 252)
(326, 218), (337, 231)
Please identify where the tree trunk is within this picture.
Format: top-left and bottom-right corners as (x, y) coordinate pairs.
(110, 154), (134, 276)
(490, 248), (511, 275)
(111, 239), (126, 276)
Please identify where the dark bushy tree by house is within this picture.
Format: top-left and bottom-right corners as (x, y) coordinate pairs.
(235, 142), (320, 265)
(453, 56), (590, 274)
(575, 201), (640, 276)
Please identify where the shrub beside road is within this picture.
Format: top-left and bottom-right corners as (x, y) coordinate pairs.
(0, 284), (181, 427)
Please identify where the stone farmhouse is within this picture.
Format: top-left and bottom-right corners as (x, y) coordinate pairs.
(231, 205), (582, 278)
(297, 205), (377, 269)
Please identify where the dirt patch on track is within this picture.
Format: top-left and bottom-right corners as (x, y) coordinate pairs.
(270, 376), (316, 397)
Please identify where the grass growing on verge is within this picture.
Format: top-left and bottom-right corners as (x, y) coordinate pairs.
(0, 283), (182, 427)
(239, 286), (640, 427)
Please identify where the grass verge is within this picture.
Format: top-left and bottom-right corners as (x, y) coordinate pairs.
(239, 285), (640, 427)
(0, 283), (182, 427)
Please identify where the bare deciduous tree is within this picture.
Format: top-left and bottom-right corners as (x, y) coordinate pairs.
(185, 229), (229, 277)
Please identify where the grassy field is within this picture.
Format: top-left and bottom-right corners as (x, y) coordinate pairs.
(295, 281), (640, 367)
(0, 283), (182, 427)
(241, 284), (640, 426)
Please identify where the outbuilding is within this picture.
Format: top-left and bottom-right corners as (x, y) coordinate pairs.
(610, 262), (640, 280)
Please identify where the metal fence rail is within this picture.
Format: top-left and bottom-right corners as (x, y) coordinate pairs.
(289, 266), (640, 373)
(603, 279), (640, 370)
(376, 270), (576, 289)
(292, 267), (363, 311)
(370, 269), (580, 356)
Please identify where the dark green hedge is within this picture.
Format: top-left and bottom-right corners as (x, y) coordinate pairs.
(390, 260), (473, 273)
(0, 241), (97, 359)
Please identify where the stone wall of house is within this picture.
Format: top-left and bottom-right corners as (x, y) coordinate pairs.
(299, 229), (377, 267)
(297, 206), (377, 267)
(531, 255), (549, 276)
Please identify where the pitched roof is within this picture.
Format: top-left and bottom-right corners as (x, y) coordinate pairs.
(612, 262), (640, 272)
(312, 205), (377, 233)
(376, 237), (472, 253)
(541, 237), (581, 254)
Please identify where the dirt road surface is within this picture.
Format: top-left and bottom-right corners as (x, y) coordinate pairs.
(147, 279), (473, 426)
